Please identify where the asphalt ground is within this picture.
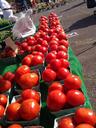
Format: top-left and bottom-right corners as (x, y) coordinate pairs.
(32, 0), (96, 110)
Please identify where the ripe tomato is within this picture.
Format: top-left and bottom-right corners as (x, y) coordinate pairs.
(75, 108), (96, 126)
(21, 89), (40, 103)
(49, 40), (58, 47)
(15, 65), (31, 78)
(64, 74), (82, 90)
(0, 105), (4, 118)
(59, 40), (69, 48)
(50, 44), (58, 51)
(18, 73), (39, 90)
(50, 59), (62, 71)
(57, 51), (68, 59)
(41, 40), (48, 47)
(21, 42), (28, 51)
(31, 55), (44, 66)
(66, 90), (85, 107)
(75, 124), (94, 128)
(32, 52), (44, 58)
(19, 99), (40, 120)
(0, 94), (7, 106)
(60, 59), (70, 68)
(57, 45), (67, 53)
(48, 82), (63, 93)
(42, 69), (56, 82)
(22, 56), (32, 67)
(0, 80), (11, 93)
(58, 32), (67, 40)
(45, 52), (56, 64)
(8, 124), (23, 128)
(6, 102), (21, 121)
(58, 117), (74, 128)
(47, 90), (66, 111)
(57, 68), (70, 80)
(3, 72), (15, 82)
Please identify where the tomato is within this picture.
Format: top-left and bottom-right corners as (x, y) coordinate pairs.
(57, 45), (67, 53)
(37, 38), (43, 44)
(58, 32), (67, 40)
(6, 102), (21, 121)
(19, 99), (40, 120)
(0, 80), (11, 93)
(15, 65), (31, 78)
(50, 44), (58, 51)
(42, 68), (56, 82)
(60, 59), (70, 68)
(49, 40), (58, 46)
(43, 35), (50, 42)
(50, 59), (62, 71)
(66, 90), (85, 107)
(57, 51), (68, 59)
(41, 40), (48, 47)
(45, 52), (56, 64)
(8, 124), (23, 128)
(31, 55), (44, 66)
(75, 124), (94, 128)
(35, 44), (42, 52)
(48, 82), (63, 93)
(26, 46), (32, 52)
(59, 40), (69, 48)
(18, 73), (39, 90)
(58, 117), (74, 128)
(64, 74), (82, 90)
(47, 90), (66, 112)
(3, 72), (15, 82)
(57, 67), (70, 80)
(21, 89), (40, 103)
(22, 56), (32, 66)
(0, 105), (4, 118)
(0, 94), (7, 106)
(32, 52), (44, 59)
(40, 46), (48, 54)
(21, 42), (28, 51)
(75, 108), (96, 126)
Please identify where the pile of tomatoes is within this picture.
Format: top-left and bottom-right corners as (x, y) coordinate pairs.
(0, 12), (95, 128)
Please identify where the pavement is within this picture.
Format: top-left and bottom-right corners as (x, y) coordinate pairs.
(32, 0), (96, 110)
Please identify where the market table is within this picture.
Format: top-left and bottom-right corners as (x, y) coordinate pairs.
(0, 46), (92, 128)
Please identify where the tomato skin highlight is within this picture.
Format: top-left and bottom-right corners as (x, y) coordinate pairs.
(75, 123), (94, 128)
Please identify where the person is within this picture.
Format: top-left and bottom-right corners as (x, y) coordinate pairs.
(0, 0), (17, 22)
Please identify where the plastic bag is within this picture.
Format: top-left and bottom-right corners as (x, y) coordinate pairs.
(12, 9), (36, 39)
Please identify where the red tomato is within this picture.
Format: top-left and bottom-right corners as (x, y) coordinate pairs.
(40, 46), (48, 54)
(60, 59), (70, 68)
(35, 44), (42, 52)
(57, 51), (68, 59)
(21, 42), (28, 51)
(32, 51), (44, 58)
(48, 82), (63, 93)
(15, 65), (31, 78)
(18, 73), (39, 90)
(57, 45), (67, 53)
(42, 69), (56, 82)
(75, 108), (96, 126)
(45, 52), (56, 64)
(57, 67), (70, 80)
(8, 124), (23, 128)
(58, 32), (67, 40)
(49, 40), (58, 47)
(75, 124), (94, 128)
(21, 89), (40, 103)
(6, 102), (21, 121)
(58, 117), (74, 128)
(50, 44), (58, 51)
(64, 74), (82, 90)
(0, 105), (4, 118)
(50, 59), (62, 71)
(37, 38), (43, 44)
(22, 56), (32, 66)
(0, 80), (11, 93)
(59, 40), (69, 48)
(41, 40), (48, 47)
(47, 90), (66, 111)
(26, 46), (32, 52)
(19, 99), (40, 120)
(3, 72), (15, 82)
(0, 94), (7, 106)
(31, 55), (44, 66)
(66, 90), (85, 107)
(43, 35), (50, 42)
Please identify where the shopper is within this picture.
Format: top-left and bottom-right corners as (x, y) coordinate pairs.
(0, 0), (17, 22)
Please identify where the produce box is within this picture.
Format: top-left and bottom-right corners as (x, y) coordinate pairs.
(4, 94), (41, 126)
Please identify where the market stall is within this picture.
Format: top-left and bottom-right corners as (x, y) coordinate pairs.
(0, 12), (95, 128)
